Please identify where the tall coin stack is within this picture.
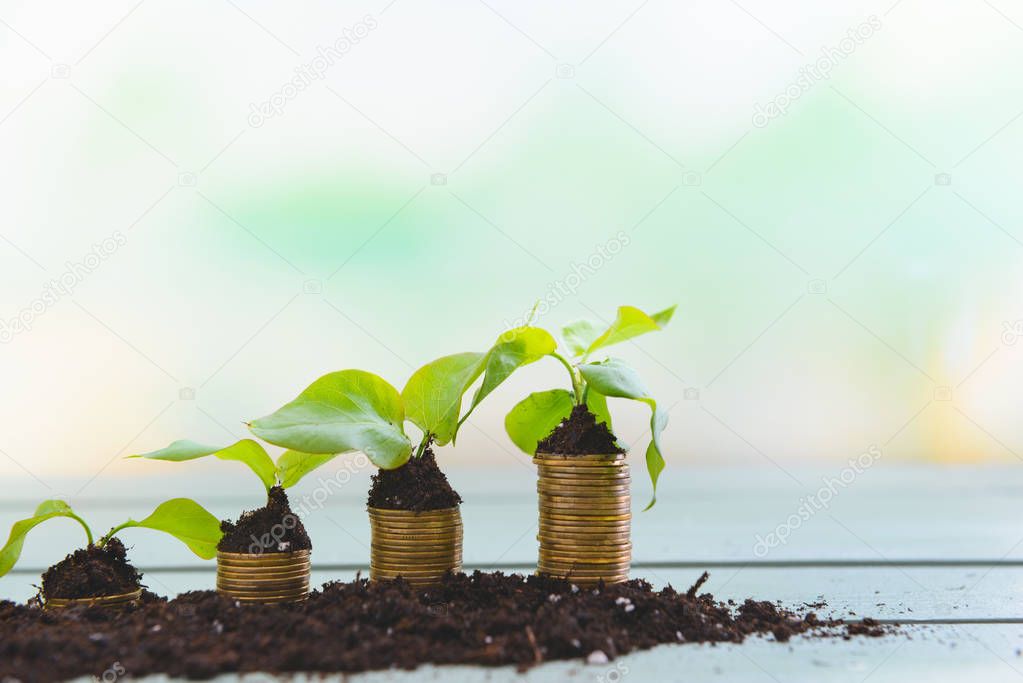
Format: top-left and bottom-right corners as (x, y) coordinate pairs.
(368, 506), (463, 587)
(535, 452), (632, 585)
(216, 550), (311, 604)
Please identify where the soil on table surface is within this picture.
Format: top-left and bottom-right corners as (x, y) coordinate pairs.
(39, 538), (142, 601)
(217, 486), (311, 554)
(537, 404), (626, 456)
(0, 571), (893, 682)
(367, 448), (462, 512)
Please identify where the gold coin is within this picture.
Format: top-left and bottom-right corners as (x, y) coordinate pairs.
(539, 518), (630, 529)
(539, 552), (631, 565)
(371, 552), (462, 564)
(369, 520), (463, 531)
(540, 537), (632, 550)
(217, 566), (310, 579)
(371, 539), (463, 549)
(371, 530), (462, 541)
(538, 465), (630, 475)
(217, 550), (310, 561)
(368, 509), (459, 518)
(540, 510), (631, 521)
(217, 574), (309, 587)
(368, 560), (460, 572)
(539, 493), (630, 504)
(536, 480), (630, 490)
(538, 565), (631, 576)
(537, 528), (631, 539)
(370, 564), (462, 576)
(218, 585), (309, 598)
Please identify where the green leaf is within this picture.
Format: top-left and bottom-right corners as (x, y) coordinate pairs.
(579, 358), (669, 509)
(584, 304), (676, 356)
(504, 389), (575, 455)
(130, 439), (278, 492)
(403, 352), (487, 447)
(562, 320), (602, 357)
(119, 499), (223, 560)
(276, 450), (341, 489)
(458, 327), (557, 437)
(250, 370), (412, 470)
(0, 501), (92, 577)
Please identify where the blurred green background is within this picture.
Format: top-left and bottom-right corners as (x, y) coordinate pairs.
(0, 0), (1021, 494)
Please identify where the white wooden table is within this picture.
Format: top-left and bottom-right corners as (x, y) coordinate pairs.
(3, 464), (1023, 681)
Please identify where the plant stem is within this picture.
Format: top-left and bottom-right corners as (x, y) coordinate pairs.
(415, 434), (432, 459)
(97, 521), (135, 548)
(551, 352), (585, 405)
(69, 513), (94, 547)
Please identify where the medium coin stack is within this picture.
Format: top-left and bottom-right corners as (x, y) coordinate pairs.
(216, 550), (311, 604)
(368, 506), (463, 587)
(46, 588), (143, 609)
(535, 452), (632, 586)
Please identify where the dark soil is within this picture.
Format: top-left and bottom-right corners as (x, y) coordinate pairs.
(0, 572), (892, 682)
(39, 538), (142, 600)
(537, 404), (625, 455)
(368, 448), (462, 511)
(217, 487), (311, 554)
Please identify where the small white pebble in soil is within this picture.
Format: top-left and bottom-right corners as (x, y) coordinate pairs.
(676, 631), (684, 641)
(88, 633), (106, 643)
(484, 636), (493, 644)
(571, 639), (582, 649)
(150, 624), (162, 633)
(624, 604), (635, 613)
(548, 594), (561, 603)
(571, 585), (579, 593)
(587, 651), (609, 665)
(212, 621), (224, 635)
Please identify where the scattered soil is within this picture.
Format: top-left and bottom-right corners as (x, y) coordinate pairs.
(0, 571), (893, 682)
(217, 487), (311, 554)
(368, 448), (462, 511)
(39, 538), (142, 601)
(537, 405), (625, 455)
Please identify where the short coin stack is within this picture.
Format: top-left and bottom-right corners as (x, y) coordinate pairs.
(368, 506), (463, 587)
(46, 588), (143, 609)
(216, 550), (311, 604)
(535, 452), (632, 585)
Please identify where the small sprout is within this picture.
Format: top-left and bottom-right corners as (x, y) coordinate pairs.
(0, 498), (222, 579)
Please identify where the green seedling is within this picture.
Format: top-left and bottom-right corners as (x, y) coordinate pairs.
(248, 326), (557, 466)
(0, 498), (223, 577)
(504, 304), (675, 509)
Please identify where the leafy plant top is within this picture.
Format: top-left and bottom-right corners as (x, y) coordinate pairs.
(505, 304), (675, 509)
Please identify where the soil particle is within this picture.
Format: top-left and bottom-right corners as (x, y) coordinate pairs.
(367, 449), (462, 511)
(536, 405), (625, 455)
(0, 572), (894, 682)
(39, 538), (142, 600)
(217, 487), (311, 554)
